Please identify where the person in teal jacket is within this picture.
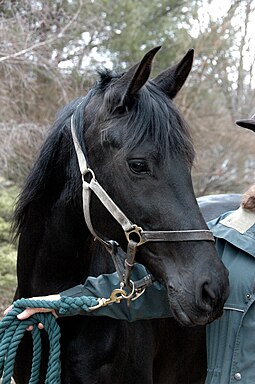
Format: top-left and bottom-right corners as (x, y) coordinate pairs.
(206, 204), (255, 383)
(204, 113), (255, 384)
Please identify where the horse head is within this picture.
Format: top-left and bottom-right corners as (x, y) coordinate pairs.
(72, 46), (229, 326)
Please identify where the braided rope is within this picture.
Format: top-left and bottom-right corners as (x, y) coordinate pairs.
(0, 295), (99, 383)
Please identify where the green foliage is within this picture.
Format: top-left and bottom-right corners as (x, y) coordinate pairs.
(0, 186), (17, 222)
(0, 245), (17, 289)
(0, 216), (12, 243)
(98, 0), (199, 72)
(0, 185), (18, 295)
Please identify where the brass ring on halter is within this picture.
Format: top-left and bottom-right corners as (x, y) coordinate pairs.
(121, 280), (135, 300)
(131, 287), (146, 301)
(82, 168), (95, 184)
(125, 226), (145, 246)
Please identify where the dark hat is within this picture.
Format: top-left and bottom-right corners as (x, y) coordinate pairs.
(235, 113), (255, 132)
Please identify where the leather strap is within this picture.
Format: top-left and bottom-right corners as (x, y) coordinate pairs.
(124, 240), (137, 287)
(70, 112), (215, 286)
(140, 229), (214, 243)
(86, 176), (135, 233)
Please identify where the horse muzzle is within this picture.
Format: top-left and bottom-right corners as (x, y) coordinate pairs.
(166, 272), (229, 326)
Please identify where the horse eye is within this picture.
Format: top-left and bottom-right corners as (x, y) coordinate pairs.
(128, 159), (148, 174)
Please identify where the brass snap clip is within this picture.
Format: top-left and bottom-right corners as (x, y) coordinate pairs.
(88, 288), (127, 311)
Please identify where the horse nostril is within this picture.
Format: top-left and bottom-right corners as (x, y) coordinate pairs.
(202, 282), (216, 301)
(198, 280), (217, 311)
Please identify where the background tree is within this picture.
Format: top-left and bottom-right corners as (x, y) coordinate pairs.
(0, 0), (255, 193)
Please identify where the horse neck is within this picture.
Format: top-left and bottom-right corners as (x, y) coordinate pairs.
(16, 190), (117, 297)
(87, 239), (116, 276)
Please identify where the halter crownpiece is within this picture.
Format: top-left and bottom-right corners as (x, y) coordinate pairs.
(70, 114), (215, 289)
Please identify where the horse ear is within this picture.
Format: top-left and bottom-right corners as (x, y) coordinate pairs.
(236, 114), (255, 132)
(114, 46), (161, 108)
(153, 49), (194, 99)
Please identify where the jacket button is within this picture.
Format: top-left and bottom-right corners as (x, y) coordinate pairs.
(234, 372), (242, 380)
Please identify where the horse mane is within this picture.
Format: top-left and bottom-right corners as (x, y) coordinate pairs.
(124, 82), (195, 164)
(12, 97), (86, 238)
(13, 69), (195, 238)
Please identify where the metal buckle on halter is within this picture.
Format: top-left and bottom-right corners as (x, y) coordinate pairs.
(120, 280), (135, 298)
(121, 280), (146, 302)
(120, 279), (146, 305)
(125, 225), (145, 246)
(82, 168), (96, 186)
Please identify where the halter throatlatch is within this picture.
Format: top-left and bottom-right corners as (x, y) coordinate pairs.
(70, 114), (214, 299)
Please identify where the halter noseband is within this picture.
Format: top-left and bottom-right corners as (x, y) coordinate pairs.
(70, 114), (214, 289)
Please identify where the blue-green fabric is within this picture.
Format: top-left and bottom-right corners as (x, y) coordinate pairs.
(60, 263), (172, 321)
(206, 212), (255, 384)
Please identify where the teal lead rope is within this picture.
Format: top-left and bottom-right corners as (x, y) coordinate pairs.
(0, 295), (99, 384)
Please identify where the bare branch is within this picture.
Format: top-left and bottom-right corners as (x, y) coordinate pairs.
(0, 0), (83, 63)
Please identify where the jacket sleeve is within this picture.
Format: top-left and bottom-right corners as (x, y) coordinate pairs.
(59, 263), (172, 322)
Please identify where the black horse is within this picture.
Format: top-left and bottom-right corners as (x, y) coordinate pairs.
(13, 47), (229, 384)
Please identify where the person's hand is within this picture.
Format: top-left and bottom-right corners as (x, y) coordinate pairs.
(4, 294), (60, 331)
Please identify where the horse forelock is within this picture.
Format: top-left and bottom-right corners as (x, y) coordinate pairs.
(80, 69), (195, 167)
(96, 68), (123, 91)
(96, 76), (195, 165)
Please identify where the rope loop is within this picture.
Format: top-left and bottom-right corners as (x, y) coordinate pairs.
(0, 295), (99, 383)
